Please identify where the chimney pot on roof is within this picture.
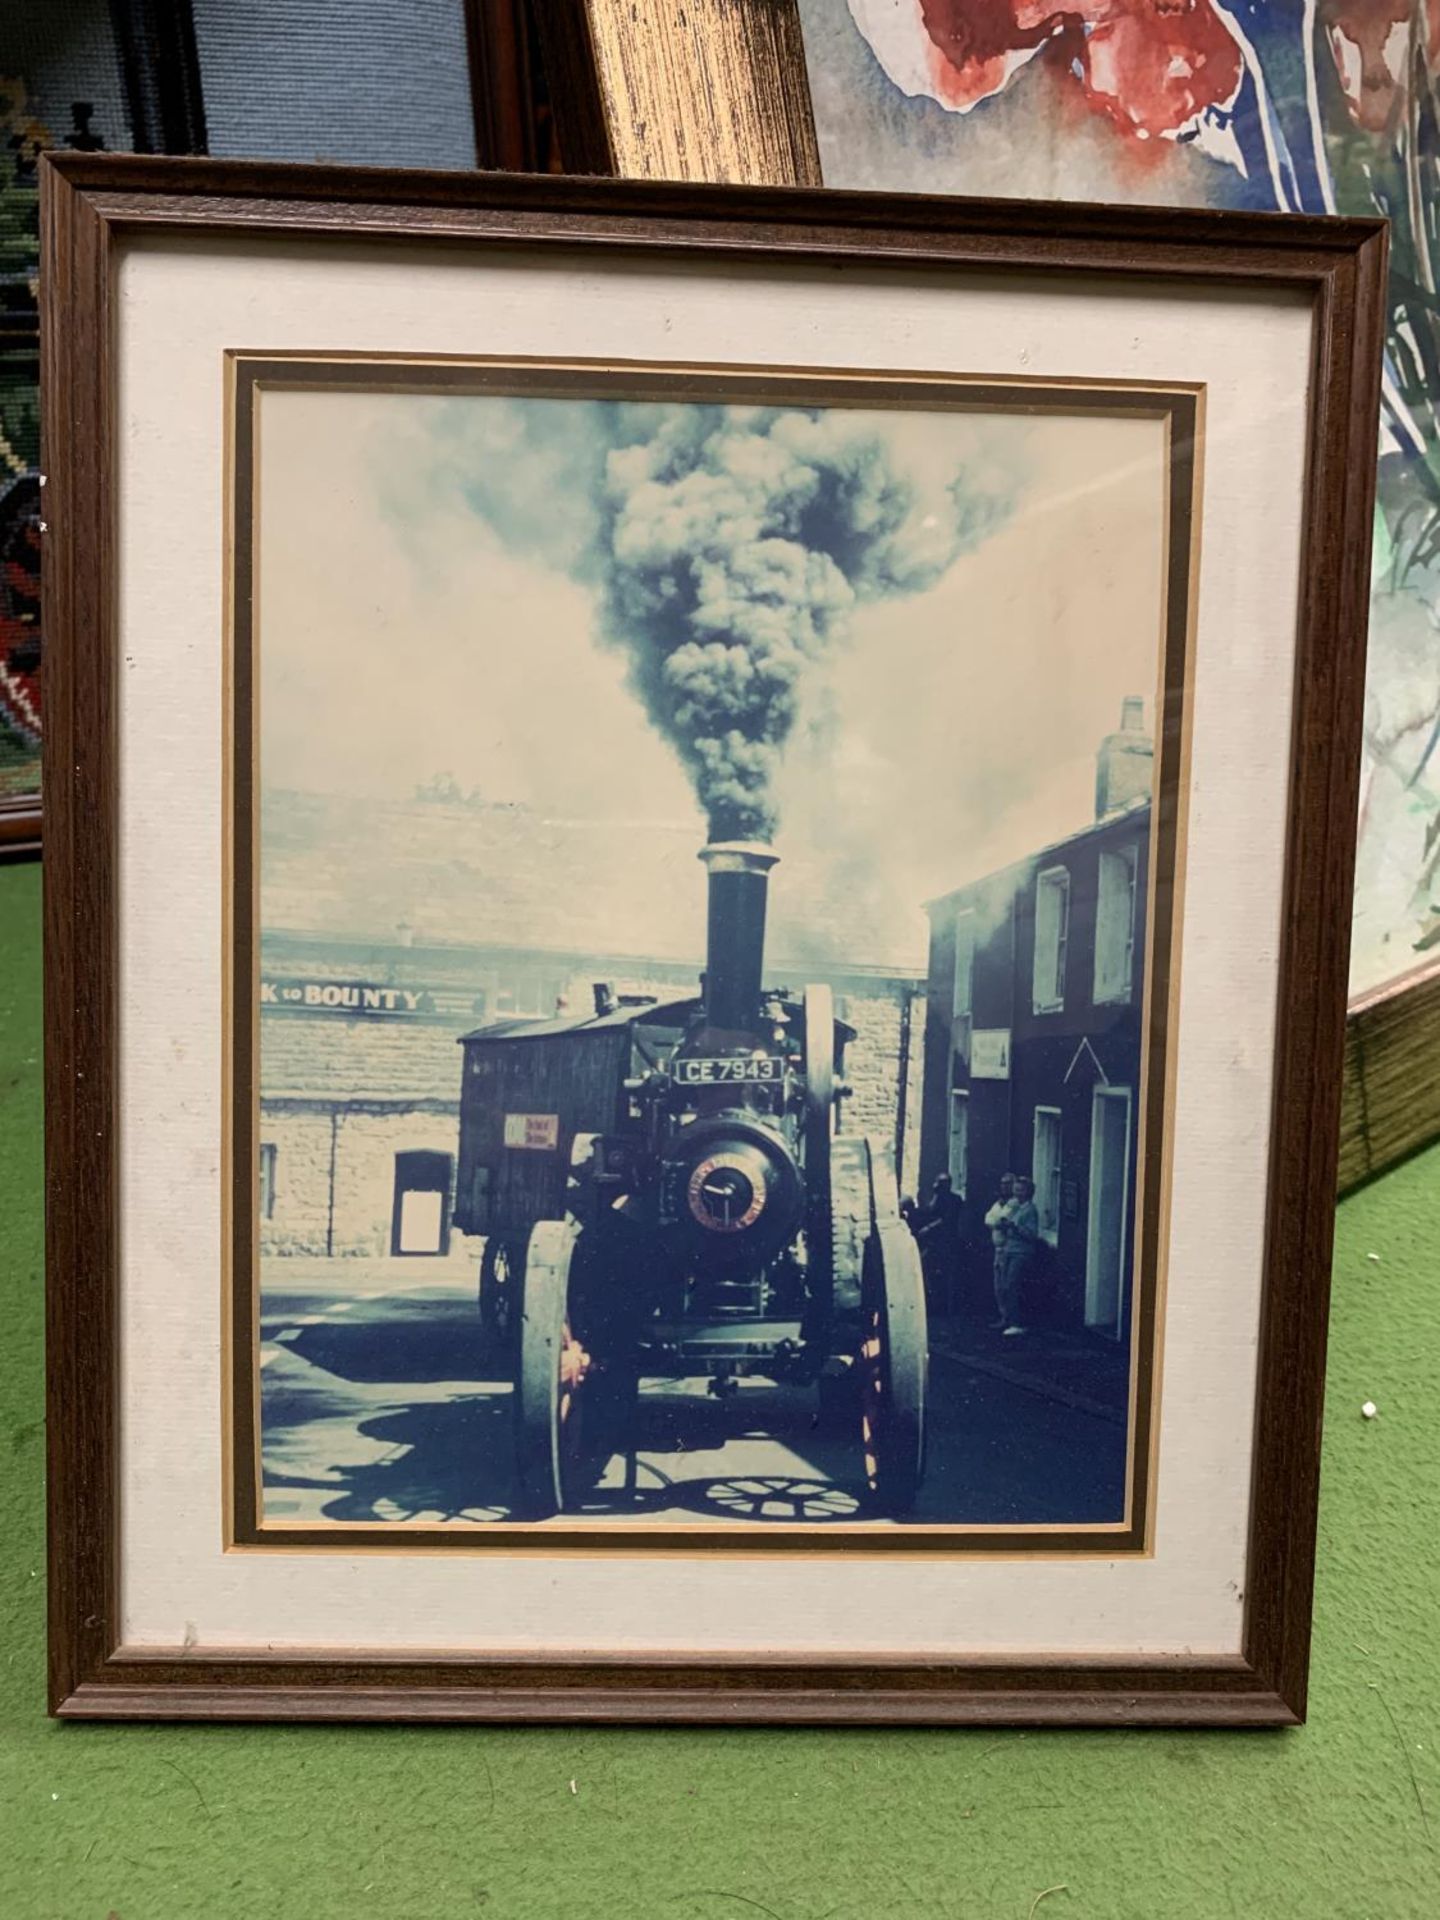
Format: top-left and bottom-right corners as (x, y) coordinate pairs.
(1096, 696), (1153, 819)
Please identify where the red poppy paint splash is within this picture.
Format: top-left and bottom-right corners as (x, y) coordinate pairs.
(872, 0), (1244, 139)
(1320, 1), (1440, 135)
(1074, 2), (1245, 139)
(914, 1), (1076, 111)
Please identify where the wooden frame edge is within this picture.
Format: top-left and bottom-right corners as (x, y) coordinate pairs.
(52, 1646), (1299, 1728)
(531, 0), (821, 186)
(464, 0), (555, 174)
(529, 0), (616, 175)
(1238, 223), (1390, 1725)
(1339, 955), (1440, 1190)
(40, 152), (1383, 1724)
(53, 1679), (1300, 1727)
(41, 158), (120, 1715)
(0, 794), (42, 859)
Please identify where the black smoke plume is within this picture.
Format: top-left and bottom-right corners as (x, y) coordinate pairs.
(437, 399), (1018, 840)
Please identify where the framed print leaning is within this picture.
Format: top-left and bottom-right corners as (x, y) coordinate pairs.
(42, 154), (1385, 1724)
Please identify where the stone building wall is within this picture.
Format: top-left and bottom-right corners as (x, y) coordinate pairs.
(262, 1013), (469, 1100)
(259, 1099), (468, 1260)
(258, 1105), (334, 1256)
(836, 988), (927, 1201)
(902, 995), (926, 1202)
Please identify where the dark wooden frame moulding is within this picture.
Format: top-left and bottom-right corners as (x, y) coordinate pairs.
(0, 794), (42, 859)
(530, 0), (822, 184)
(465, 0), (562, 174)
(42, 151), (1386, 1725)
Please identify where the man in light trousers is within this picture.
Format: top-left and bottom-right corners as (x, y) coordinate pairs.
(990, 1174), (1040, 1337)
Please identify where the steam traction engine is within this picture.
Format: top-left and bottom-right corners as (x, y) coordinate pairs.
(453, 845), (928, 1517)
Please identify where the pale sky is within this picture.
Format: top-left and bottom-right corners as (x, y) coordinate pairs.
(257, 389), (1167, 959)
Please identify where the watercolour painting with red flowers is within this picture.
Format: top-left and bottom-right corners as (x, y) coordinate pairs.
(798, 0), (1440, 993)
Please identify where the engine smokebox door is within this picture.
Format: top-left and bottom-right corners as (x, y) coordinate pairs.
(454, 1021), (631, 1236)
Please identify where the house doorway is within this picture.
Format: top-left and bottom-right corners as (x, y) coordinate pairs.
(1085, 1086), (1133, 1337)
(391, 1149), (454, 1256)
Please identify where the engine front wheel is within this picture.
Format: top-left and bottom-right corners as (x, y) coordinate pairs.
(478, 1234), (520, 1361)
(513, 1220), (594, 1517)
(512, 1221), (632, 1519)
(858, 1208), (928, 1516)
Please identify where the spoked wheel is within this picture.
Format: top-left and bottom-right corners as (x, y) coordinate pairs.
(478, 1234), (520, 1360)
(801, 983), (836, 1315)
(514, 1219), (595, 1518)
(815, 1365), (858, 1435)
(856, 1142), (928, 1515)
(828, 1131), (873, 1321)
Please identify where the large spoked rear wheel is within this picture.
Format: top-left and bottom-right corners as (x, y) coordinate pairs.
(801, 983), (835, 1311)
(478, 1234), (520, 1361)
(857, 1147), (928, 1515)
(514, 1220), (596, 1518)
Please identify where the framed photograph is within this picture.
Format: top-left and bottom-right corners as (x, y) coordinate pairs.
(43, 152), (1383, 1723)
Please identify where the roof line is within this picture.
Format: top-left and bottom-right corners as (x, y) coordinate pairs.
(258, 927), (927, 982)
(923, 796), (1152, 910)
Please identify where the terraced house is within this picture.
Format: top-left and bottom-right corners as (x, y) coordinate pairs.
(920, 699), (1153, 1340)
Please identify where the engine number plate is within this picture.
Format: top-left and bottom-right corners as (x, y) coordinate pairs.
(672, 1055), (782, 1085)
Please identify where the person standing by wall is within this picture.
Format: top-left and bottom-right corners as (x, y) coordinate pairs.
(984, 1172), (1015, 1329)
(994, 1175), (1040, 1337)
(914, 1171), (963, 1317)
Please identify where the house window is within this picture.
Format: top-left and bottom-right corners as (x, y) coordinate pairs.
(948, 1090), (969, 1196)
(952, 910), (974, 1018)
(494, 975), (555, 1019)
(950, 909), (974, 1066)
(1033, 866), (1070, 1013)
(258, 1143), (277, 1220)
(1095, 845), (1138, 1005)
(1032, 1107), (1062, 1246)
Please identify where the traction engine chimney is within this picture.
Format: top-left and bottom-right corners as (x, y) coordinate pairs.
(698, 842), (778, 1032)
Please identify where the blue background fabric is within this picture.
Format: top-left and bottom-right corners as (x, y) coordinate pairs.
(191, 0), (477, 169)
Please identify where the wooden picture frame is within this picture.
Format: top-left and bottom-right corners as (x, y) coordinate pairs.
(465, 0), (563, 174)
(1339, 956), (1440, 1188)
(0, 796), (42, 859)
(42, 152), (1384, 1723)
(530, 0), (820, 184)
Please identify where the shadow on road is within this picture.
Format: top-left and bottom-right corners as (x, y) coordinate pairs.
(263, 1394), (518, 1523)
(261, 1331), (870, 1527)
(258, 1289), (1129, 1528)
(265, 1305), (488, 1384)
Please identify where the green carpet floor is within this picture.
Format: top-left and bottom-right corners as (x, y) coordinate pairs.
(1, 854), (1437, 1918)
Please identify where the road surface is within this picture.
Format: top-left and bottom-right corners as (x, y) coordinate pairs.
(258, 1258), (1128, 1529)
